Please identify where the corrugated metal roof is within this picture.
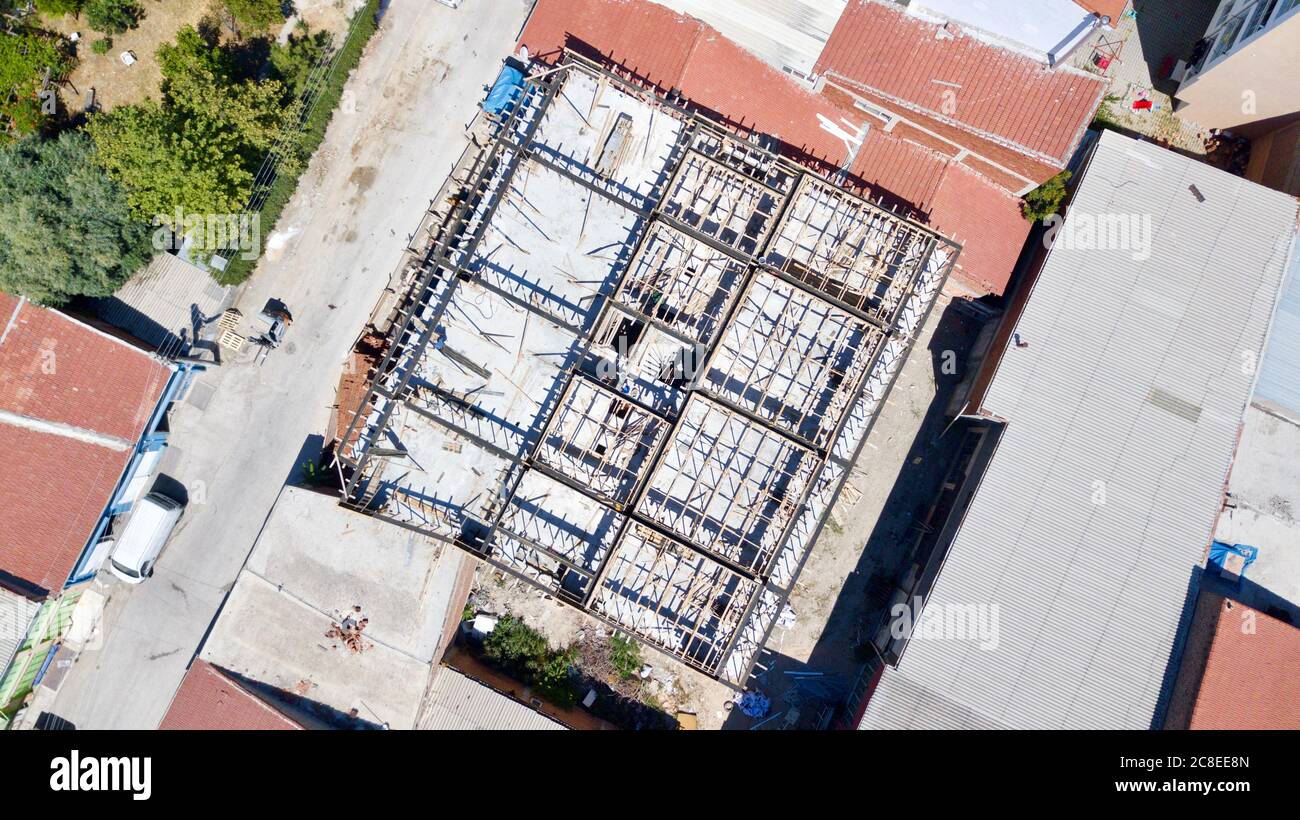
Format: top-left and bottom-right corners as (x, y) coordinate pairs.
(0, 588), (40, 681)
(652, 0), (847, 76)
(94, 254), (231, 352)
(418, 666), (566, 730)
(1254, 234), (1300, 420)
(860, 130), (1299, 730)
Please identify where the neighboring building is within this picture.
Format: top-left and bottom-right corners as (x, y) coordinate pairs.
(816, 0), (1108, 193)
(907, 0), (1125, 66)
(1175, 0), (1300, 130)
(1172, 0), (1300, 197)
(160, 660), (304, 730)
(0, 294), (197, 725)
(0, 293), (195, 595)
(522, 0), (1105, 296)
(193, 486), (471, 729)
(649, 0), (849, 80)
(419, 665), (567, 731)
(1165, 592), (1300, 729)
(857, 129), (1298, 729)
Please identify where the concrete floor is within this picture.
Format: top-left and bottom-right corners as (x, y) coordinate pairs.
(43, 0), (535, 730)
(1214, 404), (1300, 613)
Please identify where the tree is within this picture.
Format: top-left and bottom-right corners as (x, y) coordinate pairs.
(0, 30), (75, 139)
(1021, 170), (1072, 222)
(221, 0), (285, 34)
(34, 0), (83, 16)
(270, 24), (333, 100)
(86, 101), (257, 222)
(85, 0), (143, 35)
(86, 26), (291, 231)
(0, 132), (153, 305)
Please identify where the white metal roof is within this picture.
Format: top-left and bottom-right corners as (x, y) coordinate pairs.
(418, 666), (566, 730)
(0, 588), (40, 680)
(651, 0), (848, 77)
(860, 129), (1299, 730)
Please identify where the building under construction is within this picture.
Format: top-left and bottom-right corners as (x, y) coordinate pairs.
(335, 55), (959, 688)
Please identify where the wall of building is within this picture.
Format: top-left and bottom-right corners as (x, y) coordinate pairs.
(1246, 116), (1300, 195)
(1177, 10), (1300, 129)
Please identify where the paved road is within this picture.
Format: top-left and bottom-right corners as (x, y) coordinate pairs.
(47, 0), (532, 729)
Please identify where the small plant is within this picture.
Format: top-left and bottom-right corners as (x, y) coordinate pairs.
(91, 38), (112, 56)
(609, 632), (643, 680)
(1021, 170), (1073, 222)
(460, 603), (475, 622)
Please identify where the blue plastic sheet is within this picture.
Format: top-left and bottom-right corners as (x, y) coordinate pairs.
(483, 65), (525, 116)
(1209, 540), (1259, 577)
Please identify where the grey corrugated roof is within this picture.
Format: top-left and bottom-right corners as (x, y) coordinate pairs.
(94, 254), (231, 352)
(1254, 235), (1300, 420)
(861, 130), (1299, 730)
(652, 0), (848, 76)
(418, 666), (566, 730)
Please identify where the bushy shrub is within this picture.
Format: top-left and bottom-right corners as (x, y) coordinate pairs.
(1021, 170), (1073, 222)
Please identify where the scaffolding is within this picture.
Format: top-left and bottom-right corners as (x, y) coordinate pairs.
(334, 55), (958, 686)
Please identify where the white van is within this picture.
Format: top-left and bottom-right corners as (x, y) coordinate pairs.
(107, 493), (185, 584)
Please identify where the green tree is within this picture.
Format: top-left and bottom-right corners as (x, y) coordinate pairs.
(1021, 170), (1073, 222)
(34, 0), (83, 17)
(85, 0), (143, 35)
(86, 101), (257, 222)
(86, 26), (291, 230)
(0, 30), (74, 139)
(270, 24), (333, 100)
(0, 132), (153, 305)
(222, 0), (285, 33)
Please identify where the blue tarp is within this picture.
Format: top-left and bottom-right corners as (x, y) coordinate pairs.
(1209, 540), (1259, 578)
(483, 65), (525, 116)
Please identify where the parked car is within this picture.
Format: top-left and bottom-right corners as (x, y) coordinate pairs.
(107, 493), (185, 584)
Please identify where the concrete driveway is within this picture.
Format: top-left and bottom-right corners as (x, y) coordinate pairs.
(46, 0), (532, 729)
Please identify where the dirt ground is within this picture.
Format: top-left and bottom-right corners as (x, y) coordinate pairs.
(45, 0), (210, 111)
(44, 0), (358, 113)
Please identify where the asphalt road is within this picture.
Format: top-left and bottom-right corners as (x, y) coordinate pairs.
(47, 0), (533, 729)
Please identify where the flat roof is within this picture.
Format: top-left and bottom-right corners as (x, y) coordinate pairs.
(198, 486), (466, 728)
(860, 129), (1299, 729)
(337, 57), (956, 687)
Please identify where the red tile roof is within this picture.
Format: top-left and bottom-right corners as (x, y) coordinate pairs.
(1075, 0), (1129, 22)
(1188, 600), (1300, 730)
(161, 661), (303, 730)
(519, 0), (1031, 296)
(0, 294), (170, 592)
(816, 0), (1105, 165)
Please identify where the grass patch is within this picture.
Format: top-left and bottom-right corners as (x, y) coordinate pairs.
(216, 0), (380, 285)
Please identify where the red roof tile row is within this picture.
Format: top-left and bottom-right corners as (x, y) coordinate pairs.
(816, 0), (1106, 165)
(519, 0), (1032, 296)
(160, 661), (303, 730)
(0, 293), (170, 592)
(1189, 600), (1300, 730)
